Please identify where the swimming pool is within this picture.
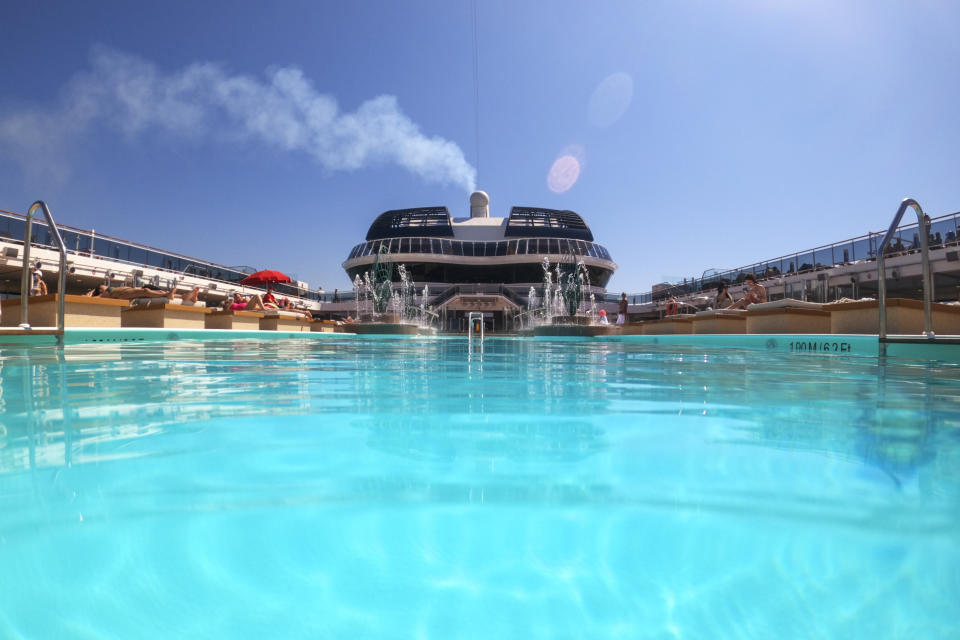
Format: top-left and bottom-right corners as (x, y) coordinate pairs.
(1, 335), (958, 638)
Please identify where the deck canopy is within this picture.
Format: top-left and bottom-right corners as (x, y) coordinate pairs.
(504, 207), (594, 242)
(365, 207), (454, 241)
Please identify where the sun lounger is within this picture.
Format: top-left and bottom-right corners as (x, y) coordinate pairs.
(743, 299), (830, 334)
(692, 309), (746, 334)
(129, 297), (206, 308)
(1, 294), (129, 328)
(121, 303), (210, 329)
(205, 308), (265, 330)
(825, 298), (960, 335)
(641, 314), (695, 335)
(259, 309), (312, 332)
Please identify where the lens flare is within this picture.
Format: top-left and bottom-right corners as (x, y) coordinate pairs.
(547, 155), (581, 193)
(588, 72), (633, 128)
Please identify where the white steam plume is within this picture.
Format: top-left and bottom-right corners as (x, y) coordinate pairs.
(0, 47), (477, 192)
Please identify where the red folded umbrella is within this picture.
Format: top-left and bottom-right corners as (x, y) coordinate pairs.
(241, 269), (293, 287)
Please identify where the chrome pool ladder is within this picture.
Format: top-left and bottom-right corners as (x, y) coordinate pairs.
(19, 201), (68, 331)
(876, 198), (932, 340)
(467, 311), (484, 348)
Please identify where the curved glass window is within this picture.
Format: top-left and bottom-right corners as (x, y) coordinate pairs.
(344, 236), (611, 264)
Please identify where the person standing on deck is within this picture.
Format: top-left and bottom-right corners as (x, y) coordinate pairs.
(617, 292), (627, 325)
(30, 263), (47, 297)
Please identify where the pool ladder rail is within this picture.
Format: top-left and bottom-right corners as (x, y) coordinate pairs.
(876, 198), (933, 341)
(19, 200), (68, 332)
(467, 311), (484, 349)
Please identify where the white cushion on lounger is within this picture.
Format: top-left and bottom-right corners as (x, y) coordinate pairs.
(747, 299), (825, 311)
(172, 298), (206, 307)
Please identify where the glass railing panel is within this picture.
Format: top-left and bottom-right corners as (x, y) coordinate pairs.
(850, 238), (870, 261)
(793, 252), (814, 272)
(813, 247), (833, 269)
(496, 241), (507, 256)
(930, 218), (954, 246)
(945, 219), (959, 245)
(833, 242), (854, 264)
(759, 259), (780, 277)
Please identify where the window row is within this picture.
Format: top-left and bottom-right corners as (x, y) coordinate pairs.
(0, 216), (249, 284)
(347, 237), (613, 261)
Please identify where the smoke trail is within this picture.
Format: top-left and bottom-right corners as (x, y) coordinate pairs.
(0, 46), (477, 191)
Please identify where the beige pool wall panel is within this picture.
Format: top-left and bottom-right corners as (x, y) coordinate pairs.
(205, 309), (264, 330)
(121, 304), (209, 329)
(642, 316), (694, 335)
(744, 308), (832, 334)
(692, 312), (747, 334)
(1, 294), (128, 328)
(259, 315), (312, 332)
(827, 298), (960, 335)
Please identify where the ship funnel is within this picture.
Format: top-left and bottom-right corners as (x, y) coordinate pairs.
(469, 190), (490, 218)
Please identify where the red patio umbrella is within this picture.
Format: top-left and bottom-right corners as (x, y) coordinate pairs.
(241, 269), (293, 288)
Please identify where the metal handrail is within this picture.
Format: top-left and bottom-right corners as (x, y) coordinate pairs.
(20, 201), (68, 330)
(877, 198), (932, 340)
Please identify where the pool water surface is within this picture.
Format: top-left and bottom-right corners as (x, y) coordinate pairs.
(1, 336), (958, 638)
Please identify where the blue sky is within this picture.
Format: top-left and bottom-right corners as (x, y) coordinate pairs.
(2, 0), (958, 292)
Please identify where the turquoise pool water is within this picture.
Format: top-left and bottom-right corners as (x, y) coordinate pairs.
(1, 336), (958, 638)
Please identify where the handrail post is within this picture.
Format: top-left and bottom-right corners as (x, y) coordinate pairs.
(19, 201), (69, 331)
(877, 198), (933, 340)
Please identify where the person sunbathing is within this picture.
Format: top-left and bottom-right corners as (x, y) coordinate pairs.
(170, 283), (201, 304)
(229, 293), (267, 311)
(262, 291), (279, 309)
(88, 284), (174, 299)
(728, 275), (768, 310)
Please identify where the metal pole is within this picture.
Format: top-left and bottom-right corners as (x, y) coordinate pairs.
(877, 198), (932, 340)
(19, 202), (69, 331)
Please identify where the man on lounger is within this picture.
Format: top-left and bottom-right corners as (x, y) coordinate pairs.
(728, 275), (767, 310)
(88, 284), (199, 304)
